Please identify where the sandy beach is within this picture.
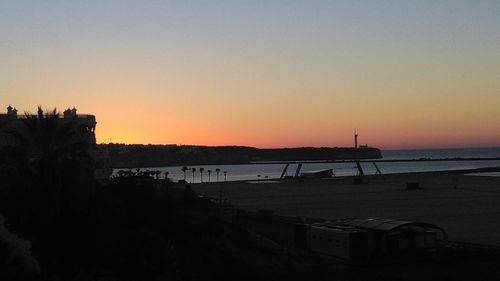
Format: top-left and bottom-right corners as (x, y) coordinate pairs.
(190, 172), (500, 246)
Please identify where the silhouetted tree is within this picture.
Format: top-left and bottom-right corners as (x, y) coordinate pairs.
(12, 107), (89, 158)
(181, 166), (188, 181)
(6, 107), (94, 221)
(216, 168), (221, 182)
(191, 167), (196, 183)
(1, 107), (98, 278)
(207, 169), (212, 182)
(200, 167), (204, 183)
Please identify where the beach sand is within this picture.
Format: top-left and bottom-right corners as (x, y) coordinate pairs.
(189, 172), (500, 245)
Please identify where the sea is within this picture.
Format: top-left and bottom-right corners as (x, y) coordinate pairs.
(113, 147), (500, 183)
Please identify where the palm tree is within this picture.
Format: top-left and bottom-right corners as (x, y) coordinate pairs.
(223, 171), (227, 182)
(191, 167), (196, 183)
(6, 107), (93, 226)
(13, 106), (91, 178)
(207, 170), (212, 182)
(215, 168), (221, 182)
(181, 166), (188, 181)
(199, 167), (204, 183)
(11, 107), (89, 162)
(164, 171), (169, 180)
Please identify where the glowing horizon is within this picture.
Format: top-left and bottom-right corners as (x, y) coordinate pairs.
(1, 1), (499, 150)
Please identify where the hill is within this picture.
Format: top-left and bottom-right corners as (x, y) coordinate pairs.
(101, 144), (382, 168)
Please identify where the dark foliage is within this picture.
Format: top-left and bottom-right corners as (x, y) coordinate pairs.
(0, 107), (361, 280)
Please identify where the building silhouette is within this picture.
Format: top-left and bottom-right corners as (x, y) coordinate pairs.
(0, 105), (97, 148)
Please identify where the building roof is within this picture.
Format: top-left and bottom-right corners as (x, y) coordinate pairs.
(332, 217), (448, 240)
(310, 222), (366, 233)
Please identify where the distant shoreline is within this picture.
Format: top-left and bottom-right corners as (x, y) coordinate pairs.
(103, 144), (382, 168)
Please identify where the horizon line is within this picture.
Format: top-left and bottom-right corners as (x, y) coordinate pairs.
(97, 142), (500, 151)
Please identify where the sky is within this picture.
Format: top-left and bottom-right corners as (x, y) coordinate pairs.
(1, 0), (499, 149)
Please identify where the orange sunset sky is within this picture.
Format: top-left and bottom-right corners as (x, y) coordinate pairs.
(1, 1), (499, 149)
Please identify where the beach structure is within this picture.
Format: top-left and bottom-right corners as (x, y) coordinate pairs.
(353, 132), (384, 179)
(279, 164), (290, 179)
(300, 169), (334, 179)
(280, 164), (334, 180)
(297, 222), (370, 260)
(338, 218), (446, 254)
(296, 217), (447, 260)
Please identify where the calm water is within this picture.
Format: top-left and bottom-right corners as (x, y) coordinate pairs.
(114, 147), (500, 183)
(382, 147), (500, 160)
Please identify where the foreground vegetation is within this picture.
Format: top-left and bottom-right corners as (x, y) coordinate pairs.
(0, 151), (307, 280)
(0, 108), (304, 280)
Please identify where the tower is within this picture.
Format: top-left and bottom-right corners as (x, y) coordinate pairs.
(354, 131), (358, 149)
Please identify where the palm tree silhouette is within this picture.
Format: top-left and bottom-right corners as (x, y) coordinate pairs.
(191, 167), (196, 183)
(223, 171), (227, 182)
(207, 170), (212, 182)
(199, 167), (204, 183)
(181, 166), (188, 181)
(6, 107), (93, 225)
(11, 107), (88, 161)
(215, 168), (221, 182)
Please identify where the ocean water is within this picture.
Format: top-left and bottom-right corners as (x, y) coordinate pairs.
(113, 147), (500, 183)
(382, 147), (500, 160)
